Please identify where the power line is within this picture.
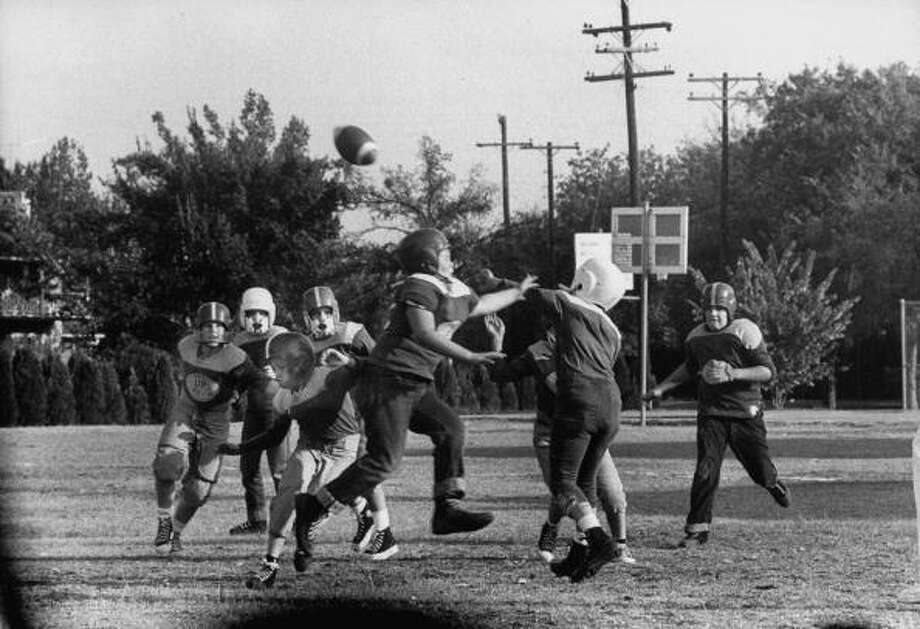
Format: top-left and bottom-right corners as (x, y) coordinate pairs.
(688, 72), (765, 271)
(475, 115), (533, 228)
(520, 140), (580, 285)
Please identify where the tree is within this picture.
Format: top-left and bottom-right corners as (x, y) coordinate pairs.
(45, 353), (77, 426)
(13, 347), (47, 426)
(108, 89), (349, 333)
(691, 240), (859, 408)
(71, 351), (106, 425)
(0, 347), (17, 427)
(102, 360), (128, 425)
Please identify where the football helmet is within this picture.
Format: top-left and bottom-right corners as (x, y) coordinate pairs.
(394, 228), (449, 274)
(302, 286), (340, 340)
(701, 282), (737, 319)
(195, 301), (232, 345)
(567, 257), (629, 311)
(239, 287), (276, 333)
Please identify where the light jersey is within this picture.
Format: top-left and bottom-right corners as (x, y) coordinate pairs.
(271, 365), (360, 448)
(309, 321), (375, 364)
(525, 288), (621, 384)
(368, 273), (479, 381)
(684, 317), (777, 419)
(176, 334), (263, 410)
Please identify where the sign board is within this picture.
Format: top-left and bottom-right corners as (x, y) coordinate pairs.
(573, 232), (634, 290)
(610, 206), (689, 276)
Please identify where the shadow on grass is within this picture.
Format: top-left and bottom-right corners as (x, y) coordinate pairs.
(214, 597), (495, 629)
(413, 436), (913, 461)
(629, 479), (915, 520)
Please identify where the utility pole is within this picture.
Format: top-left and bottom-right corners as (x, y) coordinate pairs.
(583, 1), (673, 425)
(476, 115), (532, 228)
(688, 72), (764, 271)
(583, 1), (673, 206)
(520, 140), (580, 285)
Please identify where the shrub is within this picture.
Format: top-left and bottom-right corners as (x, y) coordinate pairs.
(45, 353), (77, 425)
(0, 347), (17, 427)
(13, 346), (47, 426)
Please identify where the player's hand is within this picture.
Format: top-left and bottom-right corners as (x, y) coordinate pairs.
(218, 442), (241, 456)
(641, 388), (662, 403)
(518, 274), (540, 295)
(468, 351), (506, 366)
(322, 348), (353, 368)
(483, 314), (505, 345)
(263, 364), (278, 380)
(701, 359), (734, 385)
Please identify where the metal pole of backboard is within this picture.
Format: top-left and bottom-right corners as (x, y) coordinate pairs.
(902, 298), (907, 410)
(640, 201), (651, 426)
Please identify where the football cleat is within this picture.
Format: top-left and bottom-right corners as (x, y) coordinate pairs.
(537, 522), (559, 563)
(245, 559), (279, 590)
(351, 508), (376, 552)
(363, 527), (399, 561)
(768, 480), (791, 508)
(431, 499), (494, 535)
(550, 540), (588, 578)
(292, 549), (311, 573)
(154, 517), (173, 555)
(293, 493), (330, 571)
(614, 543), (637, 565)
(229, 520), (267, 535)
(678, 530), (709, 548)
(170, 532), (183, 554)
(570, 529), (616, 583)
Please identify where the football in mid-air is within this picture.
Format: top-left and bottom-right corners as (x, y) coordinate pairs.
(333, 125), (378, 166)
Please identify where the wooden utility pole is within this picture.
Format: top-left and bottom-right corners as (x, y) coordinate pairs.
(476, 115), (532, 228)
(583, 1), (673, 206)
(520, 140), (580, 285)
(583, 1), (673, 424)
(688, 72), (764, 271)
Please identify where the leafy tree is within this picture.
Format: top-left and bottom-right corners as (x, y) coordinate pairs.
(124, 367), (151, 425)
(108, 89), (349, 333)
(13, 347), (47, 425)
(45, 354), (77, 426)
(71, 351), (106, 425)
(691, 240), (859, 408)
(0, 347), (17, 427)
(102, 360), (127, 425)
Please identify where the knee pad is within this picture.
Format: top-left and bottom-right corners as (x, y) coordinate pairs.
(152, 447), (186, 483)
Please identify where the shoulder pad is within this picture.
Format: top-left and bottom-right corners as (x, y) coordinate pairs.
(407, 273), (473, 298)
(727, 318), (764, 349)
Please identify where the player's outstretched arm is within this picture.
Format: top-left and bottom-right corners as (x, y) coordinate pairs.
(644, 362), (692, 401)
(470, 274), (540, 317)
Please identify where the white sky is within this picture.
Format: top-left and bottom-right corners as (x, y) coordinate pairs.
(2, 0), (919, 237)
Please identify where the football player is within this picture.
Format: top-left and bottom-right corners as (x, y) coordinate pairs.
(292, 228), (538, 565)
(644, 281), (790, 547)
(522, 257), (630, 583)
(219, 332), (371, 587)
(301, 285), (397, 559)
(227, 287), (293, 536)
(483, 312), (636, 566)
(151, 301), (272, 555)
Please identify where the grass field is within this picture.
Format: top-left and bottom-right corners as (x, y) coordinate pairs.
(1, 408), (919, 629)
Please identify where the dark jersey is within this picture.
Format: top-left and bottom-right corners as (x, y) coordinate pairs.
(684, 317), (776, 419)
(232, 326), (288, 370)
(239, 364), (361, 452)
(310, 321), (375, 364)
(524, 288), (621, 385)
(489, 336), (556, 420)
(369, 273), (479, 381)
(176, 334), (271, 421)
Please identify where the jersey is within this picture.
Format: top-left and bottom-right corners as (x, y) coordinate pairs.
(489, 336), (556, 420)
(238, 364), (361, 452)
(684, 317), (776, 419)
(368, 273), (479, 381)
(176, 334), (272, 426)
(525, 288), (622, 385)
(310, 321), (375, 364)
(232, 326), (289, 370)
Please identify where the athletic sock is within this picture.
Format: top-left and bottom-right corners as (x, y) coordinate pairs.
(372, 509), (390, 531)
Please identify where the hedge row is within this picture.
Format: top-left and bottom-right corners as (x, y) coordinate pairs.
(0, 342), (538, 428)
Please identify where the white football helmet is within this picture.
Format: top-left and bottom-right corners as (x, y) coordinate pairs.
(566, 257), (629, 310)
(239, 287), (276, 334)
